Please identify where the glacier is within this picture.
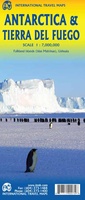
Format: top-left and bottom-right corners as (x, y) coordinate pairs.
(0, 78), (85, 113)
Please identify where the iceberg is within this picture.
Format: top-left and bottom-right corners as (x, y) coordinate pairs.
(0, 78), (85, 113)
(0, 79), (61, 113)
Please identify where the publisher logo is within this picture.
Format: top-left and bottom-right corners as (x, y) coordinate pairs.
(2, 183), (12, 192)
(2, 0), (12, 10)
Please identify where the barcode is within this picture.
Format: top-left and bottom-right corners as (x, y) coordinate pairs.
(55, 184), (80, 195)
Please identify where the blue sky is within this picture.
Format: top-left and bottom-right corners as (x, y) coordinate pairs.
(0, 54), (85, 97)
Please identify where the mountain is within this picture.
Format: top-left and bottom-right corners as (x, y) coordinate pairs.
(0, 79), (85, 113)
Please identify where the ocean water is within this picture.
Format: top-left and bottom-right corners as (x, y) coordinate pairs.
(0, 112), (85, 119)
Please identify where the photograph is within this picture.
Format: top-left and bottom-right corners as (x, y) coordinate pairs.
(0, 0), (85, 199)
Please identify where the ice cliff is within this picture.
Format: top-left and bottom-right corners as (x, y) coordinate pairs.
(0, 79), (60, 113)
(0, 79), (85, 113)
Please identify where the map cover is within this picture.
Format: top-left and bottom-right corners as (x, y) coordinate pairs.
(0, 0), (85, 199)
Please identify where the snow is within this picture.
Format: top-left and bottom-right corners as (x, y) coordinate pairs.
(57, 97), (85, 110)
(0, 78), (85, 113)
(0, 120), (85, 180)
(0, 79), (61, 113)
